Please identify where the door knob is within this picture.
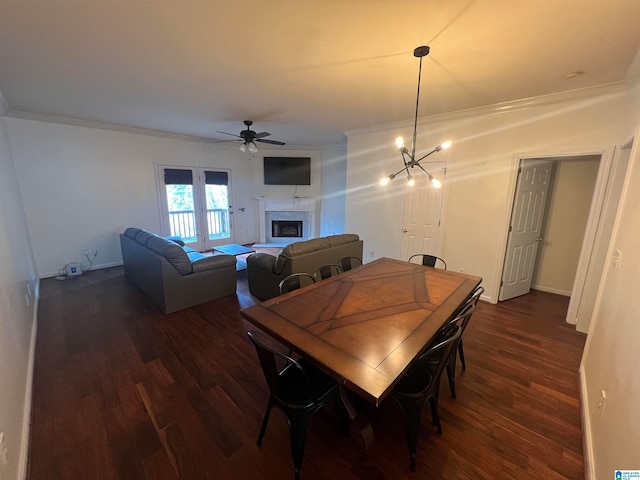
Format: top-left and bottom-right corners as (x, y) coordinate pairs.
(403, 229), (408, 233)
(535, 237), (542, 242)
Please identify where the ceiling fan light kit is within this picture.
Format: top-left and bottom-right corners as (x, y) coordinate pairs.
(380, 46), (451, 188)
(216, 120), (285, 153)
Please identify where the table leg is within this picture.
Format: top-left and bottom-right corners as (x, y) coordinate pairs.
(339, 385), (374, 450)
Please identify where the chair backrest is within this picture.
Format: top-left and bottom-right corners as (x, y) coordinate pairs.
(338, 256), (362, 272)
(247, 332), (310, 398)
(466, 285), (484, 307)
(279, 273), (316, 295)
(313, 264), (342, 281)
(408, 254), (447, 269)
(405, 324), (462, 393)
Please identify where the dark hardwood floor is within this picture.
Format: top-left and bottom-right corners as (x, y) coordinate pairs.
(28, 264), (586, 479)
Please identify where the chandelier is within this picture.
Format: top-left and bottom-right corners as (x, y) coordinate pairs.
(380, 46), (451, 188)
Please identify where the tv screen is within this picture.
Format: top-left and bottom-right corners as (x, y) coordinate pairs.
(263, 157), (311, 185)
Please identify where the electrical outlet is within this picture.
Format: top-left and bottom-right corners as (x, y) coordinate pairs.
(598, 389), (607, 415)
(0, 431), (8, 465)
(369, 250), (375, 258)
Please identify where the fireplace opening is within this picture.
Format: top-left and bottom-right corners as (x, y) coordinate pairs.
(272, 220), (303, 238)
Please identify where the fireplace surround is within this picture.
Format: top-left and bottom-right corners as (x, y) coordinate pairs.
(256, 197), (316, 244)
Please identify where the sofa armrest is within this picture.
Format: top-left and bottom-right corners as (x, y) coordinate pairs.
(192, 254), (236, 273)
(246, 253), (278, 273)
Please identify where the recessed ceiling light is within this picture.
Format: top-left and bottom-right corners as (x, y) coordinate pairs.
(565, 71), (585, 79)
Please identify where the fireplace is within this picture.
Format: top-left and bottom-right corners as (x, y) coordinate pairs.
(272, 220), (303, 238)
(255, 197), (317, 244)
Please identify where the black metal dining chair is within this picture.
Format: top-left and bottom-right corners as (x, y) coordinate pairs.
(279, 273), (316, 295)
(454, 286), (484, 372)
(247, 331), (339, 480)
(313, 264), (342, 281)
(338, 256), (362, 272)
(442, 300), (478, 398)
(391, 321), (463, 471)
(408, 253), (447, 269)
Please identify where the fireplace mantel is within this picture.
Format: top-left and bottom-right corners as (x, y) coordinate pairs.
(255, 197), (317, 243)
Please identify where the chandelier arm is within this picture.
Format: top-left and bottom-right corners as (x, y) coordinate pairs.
(415, 147), (439, 163)
(390, 165), (410, 179)
(415, 162), (433, 179)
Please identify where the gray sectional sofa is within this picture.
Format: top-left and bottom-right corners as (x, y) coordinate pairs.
(246, 234), (364, 300)
(120, 227), (237, 313)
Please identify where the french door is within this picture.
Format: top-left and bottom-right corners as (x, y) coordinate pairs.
(157, 166), (234, 252)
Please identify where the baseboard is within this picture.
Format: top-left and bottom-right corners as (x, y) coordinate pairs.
(18, 279), (40, 480)
(40, 261), (123, 279)
(531, 284), (572, 296)
(579, 364), (595, 480)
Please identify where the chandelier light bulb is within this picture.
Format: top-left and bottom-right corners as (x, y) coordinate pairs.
(431, 177), (442, 189)
(380, 177), (390, 186)
(395, 137), (405, 150)
(440, 140), (452, 150)
(407, 175), (415, 187)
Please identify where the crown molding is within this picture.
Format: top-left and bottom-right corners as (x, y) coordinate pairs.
(5, 110), (225, 143)
(344, 81), (629, 138)
(4, 110), (344, 150)
(624, 45), (640, 89)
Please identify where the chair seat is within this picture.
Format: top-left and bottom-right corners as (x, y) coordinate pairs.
(279, 359), (338, 406)
(394, 363), (436, 397)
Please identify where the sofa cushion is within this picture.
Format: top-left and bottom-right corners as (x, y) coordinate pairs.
(327, 234), (360, 247)
(165, 236), (185, 246)
(192, 254), (236, 273)
(280, 237), (332, 258)
(136, 230), (158, 246)
(124, 227), (142, 239)
(187, 251), (206, 262)
(146, 236), (192, 275)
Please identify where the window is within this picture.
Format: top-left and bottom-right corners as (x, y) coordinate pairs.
(158, 167), (233, 251)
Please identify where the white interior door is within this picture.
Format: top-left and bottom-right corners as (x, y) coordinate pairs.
(401, 163), (445, 261)
(499, 159), (553, 301)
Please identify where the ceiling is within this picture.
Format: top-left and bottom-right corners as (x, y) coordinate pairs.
(1, 0), (640, 148)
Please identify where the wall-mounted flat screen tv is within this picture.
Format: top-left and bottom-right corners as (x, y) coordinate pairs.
(263, 157), (311, 185)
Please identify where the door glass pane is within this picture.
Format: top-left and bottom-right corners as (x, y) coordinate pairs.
(205, 184), (230, 240)
(166, 184), (197, 242)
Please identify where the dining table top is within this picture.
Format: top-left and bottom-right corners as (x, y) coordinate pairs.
(240, 257), (482, 406)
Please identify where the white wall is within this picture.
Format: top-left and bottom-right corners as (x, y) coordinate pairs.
(6, 118), (323, 277)
(345, 89), (635, 303)
(532, 156), (600, 295)
(0, 109), (39, 479)
(319, 145), (347, 236)
(345, 85), (640, 477)
(580, 81), (640, 479)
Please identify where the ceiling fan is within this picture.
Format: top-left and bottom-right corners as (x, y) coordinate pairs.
(216, 120), (286, 153)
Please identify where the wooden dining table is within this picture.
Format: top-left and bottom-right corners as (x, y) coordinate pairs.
(240, 257), (482, 407)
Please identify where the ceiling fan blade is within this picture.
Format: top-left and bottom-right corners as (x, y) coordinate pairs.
(254, 132), (271, 139)
(256, 138), (286, 145)
(216, 131), (242, 138)
(213, 139), (242, 143)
